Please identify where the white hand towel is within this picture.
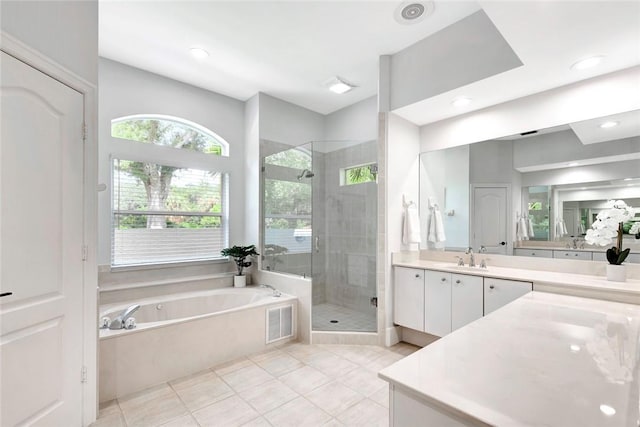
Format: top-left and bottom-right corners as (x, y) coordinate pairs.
(561, 219), (568, 236)
(517, 217), (528, 240)
(427, 205), (446, 245)
(403, 204), (421, 244)
(527, 217), (535, 238)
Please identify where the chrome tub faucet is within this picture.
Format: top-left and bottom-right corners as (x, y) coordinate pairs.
(260, 284), (281, 297)
(107, 304), (140, 330)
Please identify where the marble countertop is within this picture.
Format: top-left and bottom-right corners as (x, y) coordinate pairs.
(393, 259), (640, 299)
(379, 291), (640, 426)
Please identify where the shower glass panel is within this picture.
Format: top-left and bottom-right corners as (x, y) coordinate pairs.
(261, 139), (377, 333)
(262, 142), (313, 276)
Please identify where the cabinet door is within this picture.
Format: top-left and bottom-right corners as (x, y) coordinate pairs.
(514, 249), (553, 258)
(484, 278), (532, 315)
(424, 270), (451, 337)
(394, 267), (425, 331)
(451, 274), (484, 331)
(552, 250), (592, 260)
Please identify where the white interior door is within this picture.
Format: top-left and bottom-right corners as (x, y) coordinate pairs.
(1, 51), (85, 426)
(472, 186), (508, 255)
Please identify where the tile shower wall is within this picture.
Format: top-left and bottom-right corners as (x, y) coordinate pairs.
(315, 141), (377, 314)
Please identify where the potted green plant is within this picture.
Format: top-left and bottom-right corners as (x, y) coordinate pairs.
(221, 245), (259, 287)
(585, 200), (639, 282)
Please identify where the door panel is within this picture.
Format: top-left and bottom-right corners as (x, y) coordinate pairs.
(393, 267), (425, 331)
(472, 186), (508, 254)
(424, 270), (451, 337)
(1, 52), (84, 426)
(451, 274), (483, 331)
(484, 278), (532, 315)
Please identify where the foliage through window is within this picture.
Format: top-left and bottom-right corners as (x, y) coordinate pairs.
(343, 163), (377, 186)
(111, 115), (227, 156)
(112, 158), (227, 266)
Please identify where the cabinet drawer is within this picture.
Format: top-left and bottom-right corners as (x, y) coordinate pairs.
(552, 250), (592, 260)
(593, 252), (640, 264)
(514, 248), (553, 258)
(484, 278), (532, 315)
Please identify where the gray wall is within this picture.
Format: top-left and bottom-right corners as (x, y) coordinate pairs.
(1, 0), (98, 85)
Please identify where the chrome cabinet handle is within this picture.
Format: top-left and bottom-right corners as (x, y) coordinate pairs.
(415, 274), (420, 278)
(489, 285), (495, 289)
(455, 279), (461, 284)
(315, 236), (320, 253)
(441, 277), (446, 282)
(0, 292), (12, 297)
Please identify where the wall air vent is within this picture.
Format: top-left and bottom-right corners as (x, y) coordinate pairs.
(520, 130), (538, 136)
(266, 305), (294, 344)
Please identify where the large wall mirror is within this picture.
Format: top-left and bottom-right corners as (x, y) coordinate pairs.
(419, 109), (640, 255)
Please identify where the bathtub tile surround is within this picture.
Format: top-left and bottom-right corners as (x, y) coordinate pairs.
(92, 342), (418, 427)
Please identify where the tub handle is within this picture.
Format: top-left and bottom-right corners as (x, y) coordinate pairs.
(315, 236), (320, 253)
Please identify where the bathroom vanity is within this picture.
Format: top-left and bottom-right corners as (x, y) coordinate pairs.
(380, 291), (640, 426)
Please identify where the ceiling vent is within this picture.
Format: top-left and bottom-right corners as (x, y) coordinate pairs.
(395, 1), (434, 25)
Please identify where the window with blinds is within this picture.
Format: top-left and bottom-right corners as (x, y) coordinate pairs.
(111, 158), (228, 266)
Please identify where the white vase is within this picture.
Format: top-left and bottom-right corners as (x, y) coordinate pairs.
(606, 264), (626, 282)
(233, 275), (246, 287)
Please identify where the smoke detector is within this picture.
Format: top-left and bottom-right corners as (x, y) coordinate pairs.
(394, 1), (434, 25)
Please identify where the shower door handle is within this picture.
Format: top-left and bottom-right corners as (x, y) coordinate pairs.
(315, 236), (320, 253)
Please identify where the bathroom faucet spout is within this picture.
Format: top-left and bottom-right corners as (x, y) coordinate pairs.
(465, 247), (476, 267)
(108, 304), (140, 330)
(260, 284), (281, 297)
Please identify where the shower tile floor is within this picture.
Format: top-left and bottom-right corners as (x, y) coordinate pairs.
(312, 303), (377, 332)
(92, 341), (419, 427)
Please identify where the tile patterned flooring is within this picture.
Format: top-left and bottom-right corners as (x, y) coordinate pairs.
(312, 303), (377, 332)
(92, 342), (419, 427)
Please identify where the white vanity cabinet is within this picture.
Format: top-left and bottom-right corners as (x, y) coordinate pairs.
(592, 251), (640, 264)
(484, 278), (532, 315)
(424, 271), (483, 336)
(424, 270), (452, 336)
(553, 250), (592, 260)
(393, 267), (425, 331)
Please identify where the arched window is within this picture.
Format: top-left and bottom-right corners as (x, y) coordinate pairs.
(110, 115), (229, 267)
(111, 114), (229, 156)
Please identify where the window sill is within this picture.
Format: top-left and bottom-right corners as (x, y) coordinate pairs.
(98, 271), (236, 294)
(107, 258), (229, 273)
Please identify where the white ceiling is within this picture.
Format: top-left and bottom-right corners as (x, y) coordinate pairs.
(570, 110), (640, 145)
(99, 0), (481, 115)
(99, 1), (640, 121)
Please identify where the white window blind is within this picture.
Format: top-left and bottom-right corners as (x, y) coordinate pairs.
(112, 158), (228, 266)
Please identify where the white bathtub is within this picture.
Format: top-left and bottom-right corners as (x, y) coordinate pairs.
(99, 287), (297, 401)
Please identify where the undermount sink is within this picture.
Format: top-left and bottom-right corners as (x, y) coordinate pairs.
(436, 263), (490, 273)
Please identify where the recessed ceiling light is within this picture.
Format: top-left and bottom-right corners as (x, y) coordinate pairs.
(567, 162), (579, 167)
(571, 55), (604, 70)
(570, 344), (581, 352)
(599, 404), (616, 416)
(599, 121), (619, 129)
(325, 76), (356, 94)
(190, 47), (209, 59)
(452, 97), (472, 107)
(624, 178), (633, 181)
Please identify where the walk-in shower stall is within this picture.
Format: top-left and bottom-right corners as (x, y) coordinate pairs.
(261, 140), (378, 333)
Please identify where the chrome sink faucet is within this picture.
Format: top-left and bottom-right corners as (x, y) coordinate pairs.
(465, 247), (475, 267)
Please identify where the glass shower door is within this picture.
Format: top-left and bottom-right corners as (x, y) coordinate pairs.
(311, 140), (378, 332)
(262, 142), (313, 277)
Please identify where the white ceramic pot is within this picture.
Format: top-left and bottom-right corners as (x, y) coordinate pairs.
(233, 275), (246, 287)
(606, 264), (626, 282)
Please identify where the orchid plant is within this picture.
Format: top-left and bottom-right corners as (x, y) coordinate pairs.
(585, 200), (640, 265)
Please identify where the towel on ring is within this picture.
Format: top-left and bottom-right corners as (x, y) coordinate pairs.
(402, 203), (422, 244)
(427, 203), (446, 246)
(527, 216), (535, 238)
(516, 217), (529, 241)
